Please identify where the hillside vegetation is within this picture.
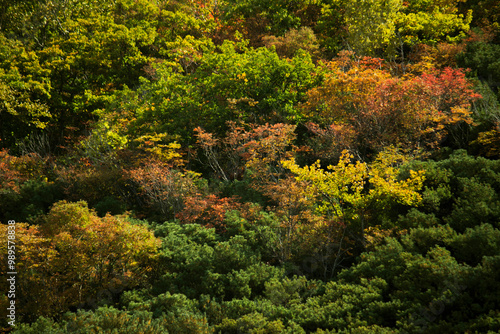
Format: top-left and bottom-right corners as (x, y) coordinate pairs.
(1, 0), (500, 332)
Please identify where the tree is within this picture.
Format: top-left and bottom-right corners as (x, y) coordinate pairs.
(398, 150), (500, 233)
(130, 42), (317, 143)
(176, 194), (243, 233)
(282, 148), (425, 275)
(129, 162), (202, 219)
(195, 122), (298, 186)
(316, 0), (472, 59)
(12, 306), (195, 334)
(219, 0), (321, 46)
(262, 27), (321, 60)
(303, 59), (480, 157)
(152, 221), (283, 300)
(344, 0), (402, 57)
(460, 0), (500, 40)
(457, 34), (500, 94)
(0, 34), (52, 149)
(0, 201), (160, 321)
(396, 0), (473, 53)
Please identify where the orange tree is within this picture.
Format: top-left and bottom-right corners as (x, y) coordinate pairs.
(303, 57), (480, 158)
(0, 201), (160, 323)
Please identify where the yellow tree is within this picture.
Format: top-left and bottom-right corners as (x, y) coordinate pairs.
(329, 0), (472, 59)
(282, 148), (425, 275)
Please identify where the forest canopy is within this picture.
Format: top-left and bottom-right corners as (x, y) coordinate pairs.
(1, 0), (500, 333)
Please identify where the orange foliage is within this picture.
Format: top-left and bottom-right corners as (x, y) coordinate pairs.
(0, 149), (48, 192)
(303, 60), (480, 157)
(305, 122), (358, 162)
(129, 161), (199, 217)
(195, 122), (297, 182)
(176, 194), (242, 233)
(0, 202), (160, 321)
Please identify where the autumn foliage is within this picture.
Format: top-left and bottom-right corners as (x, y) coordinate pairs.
(0, 201), (159, 321)
(2, 0), (500, 332)
(303, 59), (480, 158)
(176, 195), (242, 233)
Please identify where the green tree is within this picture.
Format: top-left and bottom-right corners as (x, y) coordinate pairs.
(344, 0), (402, 56)
(396, 0), (473, 52)
(152, 221), (283, 300)
(320, 0), (472, 58)
(13, 307), (174, 334)
(129, 41), (317, 142)
(399, 150), (500, 232)
(0, 33), (52, 149)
